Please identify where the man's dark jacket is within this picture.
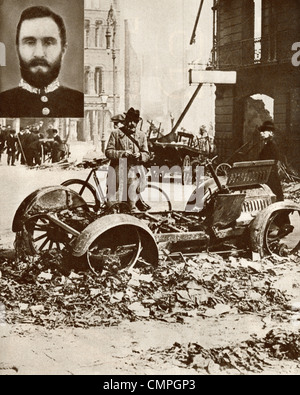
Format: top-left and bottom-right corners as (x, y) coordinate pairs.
(6, 134), (17, 152)
(258, 140), (283, 201)
(0, 86), (84, 118)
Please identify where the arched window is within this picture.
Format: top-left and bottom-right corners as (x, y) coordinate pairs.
(85, 20), (90, 48)
(94, 67), (103, 95)
(95, 21), (103, 47)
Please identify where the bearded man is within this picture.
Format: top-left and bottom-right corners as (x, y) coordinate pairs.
(0, 6), (83, 118)
(105, 108), (150, 212)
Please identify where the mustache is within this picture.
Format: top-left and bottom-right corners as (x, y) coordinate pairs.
(28, 58), (51, 68)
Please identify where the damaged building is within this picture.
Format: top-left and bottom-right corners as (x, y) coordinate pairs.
(211, 0), (300, 171)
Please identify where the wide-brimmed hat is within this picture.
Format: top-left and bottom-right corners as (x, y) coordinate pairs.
(125, 107), (141, 123)
(111, 114), (125, 124)
(259, 121), (275, 132)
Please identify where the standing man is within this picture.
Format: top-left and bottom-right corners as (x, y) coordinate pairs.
(22, 126), (32, 165)
(0, 6), (83, 118)
(0, 125), (6, 163)
(6, 129), (17, 166)
(105, 108), (150, 212)
(258, 121), (293, 234)
(26, 127), (41, 166)
(51, 129), (65, 163)
(16, 127), (26, 164)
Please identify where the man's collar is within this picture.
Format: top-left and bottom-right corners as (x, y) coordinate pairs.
(19, 79), (60, 94)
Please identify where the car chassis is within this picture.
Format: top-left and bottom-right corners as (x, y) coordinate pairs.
(12, 159), (300, 274)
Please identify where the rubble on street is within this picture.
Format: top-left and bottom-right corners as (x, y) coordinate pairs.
(0, 247), (299, 326)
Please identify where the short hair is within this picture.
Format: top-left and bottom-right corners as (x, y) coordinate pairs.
(16, 6), (67, 47)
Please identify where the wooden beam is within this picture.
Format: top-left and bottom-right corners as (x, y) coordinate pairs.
(190, 0), (205, 45)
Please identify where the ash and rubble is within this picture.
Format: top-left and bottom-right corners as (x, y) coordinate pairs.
(0, 181), (299, 374)
(130, 328), (300, 375)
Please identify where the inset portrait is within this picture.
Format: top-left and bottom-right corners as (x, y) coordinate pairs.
(0, 0), (84, 118)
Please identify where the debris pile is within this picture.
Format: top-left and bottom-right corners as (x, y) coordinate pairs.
(0, 250), (296, 328)
(284, 182), (300, 204)
(144, 329), (300, 374)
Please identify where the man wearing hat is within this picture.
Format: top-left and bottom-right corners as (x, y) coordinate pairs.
(258, 120), (293, 233)
(105, 107), (150, 211)
(111, 114), (125, 129)
(6, 129), (18, 166)
(258, 121), (280, 161)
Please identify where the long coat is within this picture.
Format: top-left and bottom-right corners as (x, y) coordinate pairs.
(6, 134), (17, 152)
(105, 128), (150, 208)
(258, 140), (283, 201)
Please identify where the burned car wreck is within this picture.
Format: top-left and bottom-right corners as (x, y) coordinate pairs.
(12, 159), (300, 274)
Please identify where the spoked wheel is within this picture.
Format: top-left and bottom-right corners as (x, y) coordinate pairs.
(182, 155), (192, 185)
(138, 184), (172, 212)
(61, 179), (100, 212)
(264, 210), (300, 256)
(24, 214), (80, 254)
(216, 163), (232, 177)
(87, 225), (143, 275)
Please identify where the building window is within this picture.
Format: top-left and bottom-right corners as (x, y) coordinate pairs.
(95, 67), (103, 95)
(85, 20), (90, 48)
(95, 21), (103, 47)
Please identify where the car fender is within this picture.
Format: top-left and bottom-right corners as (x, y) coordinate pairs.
(72, 213), (159, 265)
(12, 186), (88, 232)
(249, 200), (300, 255)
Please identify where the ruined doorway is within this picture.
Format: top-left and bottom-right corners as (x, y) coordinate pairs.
(242, 94), (274, 160)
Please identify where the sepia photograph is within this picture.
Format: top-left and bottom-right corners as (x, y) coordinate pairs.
(0, 0), (300, 378)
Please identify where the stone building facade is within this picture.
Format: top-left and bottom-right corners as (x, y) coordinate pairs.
(83, 0), (120, 152)
(213, 0), (300, 170)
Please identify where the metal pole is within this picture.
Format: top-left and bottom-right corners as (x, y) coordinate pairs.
(16, 132), (27, 165)
(101, 104), (106, 153)
(112, 49), (116, 116)
(190, 0), (205, 45)
(158, 83), (203, 143)
(106, 5), (117, 116)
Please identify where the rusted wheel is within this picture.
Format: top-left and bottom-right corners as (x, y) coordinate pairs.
(12, 186), (89, 257)
(24, 214), (80, 255)
(216, 162), (231, 177)
(263, 210), (300, 256)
